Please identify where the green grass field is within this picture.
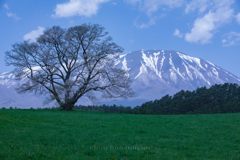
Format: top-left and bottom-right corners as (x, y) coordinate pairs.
(0, 109), (239, 160)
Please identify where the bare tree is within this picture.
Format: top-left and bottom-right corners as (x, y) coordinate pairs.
(5, 24), (134, 111)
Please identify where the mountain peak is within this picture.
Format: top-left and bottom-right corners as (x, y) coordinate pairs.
(116, 49), (240, 101)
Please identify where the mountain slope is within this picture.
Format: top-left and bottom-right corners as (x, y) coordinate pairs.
(1, 49), (240, 108)
(109, 49), (240, 106)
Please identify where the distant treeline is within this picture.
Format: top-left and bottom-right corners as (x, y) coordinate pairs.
(73, 83), (240, 115)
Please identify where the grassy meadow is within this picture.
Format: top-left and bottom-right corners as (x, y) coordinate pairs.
(0, 109), (239, 160)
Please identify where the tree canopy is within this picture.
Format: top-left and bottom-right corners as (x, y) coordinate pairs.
(133, 83), (240, 115)
(5, 24), (134, 110)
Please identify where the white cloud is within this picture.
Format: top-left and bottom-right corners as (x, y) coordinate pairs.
(4, 4), (9, 10)
(185, 0), (209, 14)
(134, 16), (156, 28)
(185, 0), (234, 14)
(222, 32), (240, 47)
(236, 13), (240, 25)
(23, 27), (45, 42)
(185, 5), (234, 44)
(212, 0), (234, 8)
(52, 0), (110, 18)
(6, 12), (21, 21)
(125, 0), (184, 29)
(125, 0), (185, 15)
(125, 0), (141, 4)
(173, 29), (183, 38)
(4, 4), (21, 21)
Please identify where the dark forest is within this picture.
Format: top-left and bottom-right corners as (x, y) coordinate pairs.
(73, 83), (240, 115)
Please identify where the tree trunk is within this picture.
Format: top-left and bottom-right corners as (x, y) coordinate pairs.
(61, 102), (75, 111)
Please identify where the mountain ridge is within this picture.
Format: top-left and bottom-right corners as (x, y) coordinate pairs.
(1, 49), (240, 108)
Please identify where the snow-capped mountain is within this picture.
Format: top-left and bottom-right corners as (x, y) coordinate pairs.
(1, 49), (240, 108)
(119, 49), (240, 88)
(105, 49), (240, 106)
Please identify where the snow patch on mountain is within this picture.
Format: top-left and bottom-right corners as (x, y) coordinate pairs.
(170, 69), (177, 84)
(141, 51), (162, 79)
(177, 52), (206, 71)
(119, 53), (128, 58)
(206, 60), (220, 70)
(169, 53), (185, 80)
(122, 58), (130, 71)
(142, 52), (155, 71)
(212, 68), (219, 77)
(160, 55), (165, 71)
(134, 62), (148, 80)
(183, 62), (193, 80)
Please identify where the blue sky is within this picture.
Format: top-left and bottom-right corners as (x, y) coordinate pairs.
(0, 0), (240, 76)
